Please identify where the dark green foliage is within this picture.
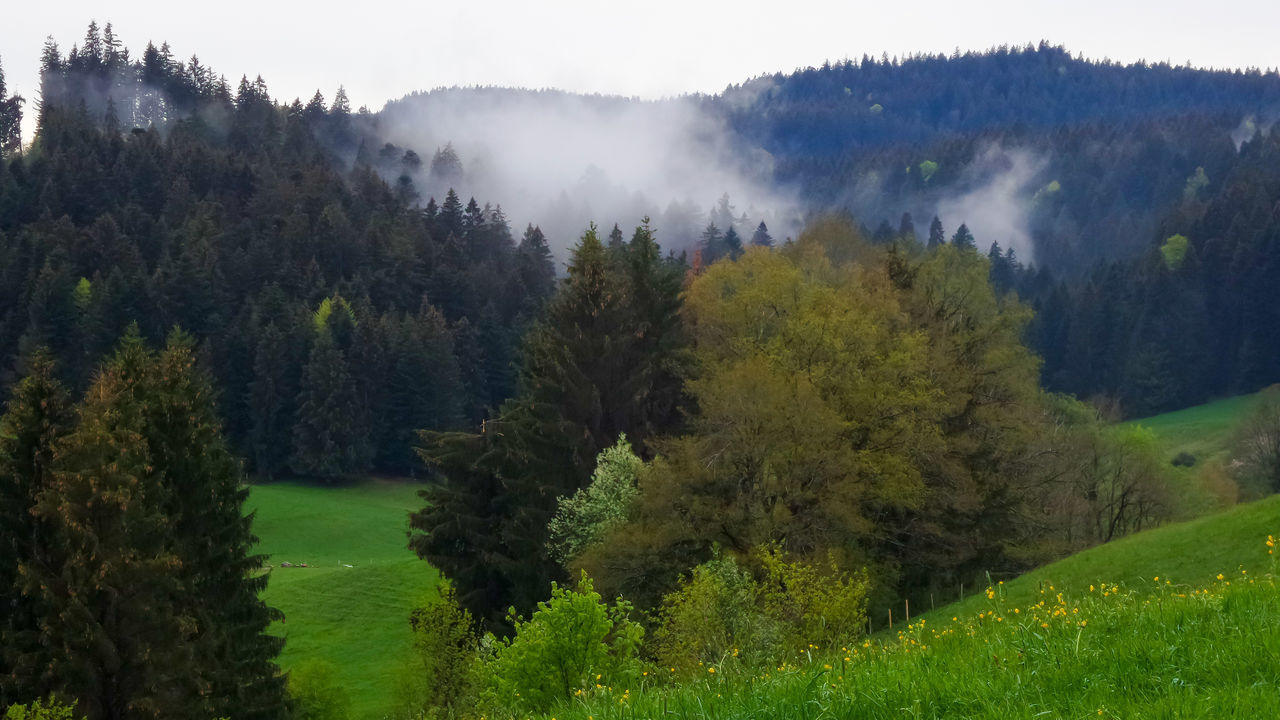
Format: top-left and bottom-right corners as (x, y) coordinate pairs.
(0, 25), (550, 479)
(0, 331), (284, 719)
(291, 327), (370, 480)
(413, 221), (689, 629)
(0, 352), (72, 708)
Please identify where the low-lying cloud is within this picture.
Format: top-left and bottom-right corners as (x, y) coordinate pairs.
(375, 88), (803, 258)
(934, 145), (1047, 263)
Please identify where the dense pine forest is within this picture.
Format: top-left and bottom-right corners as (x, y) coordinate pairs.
(2, 21), (1280, 720)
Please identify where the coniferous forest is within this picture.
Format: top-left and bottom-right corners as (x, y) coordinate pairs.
(2, 21), (1280, 720)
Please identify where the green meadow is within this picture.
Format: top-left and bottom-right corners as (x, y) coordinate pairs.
(247, 479), (438, 720)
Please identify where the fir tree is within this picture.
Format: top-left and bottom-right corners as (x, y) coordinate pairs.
(750, 221), (773, 247)
(0, 351), (72, 707)
(291, 327), (370, 480)
(928, 216), (945, 249)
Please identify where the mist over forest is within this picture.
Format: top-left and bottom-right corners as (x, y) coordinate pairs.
(4, 22), (1280, 720)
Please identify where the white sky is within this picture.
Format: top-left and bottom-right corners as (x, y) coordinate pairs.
(3, 0), (1279, 140)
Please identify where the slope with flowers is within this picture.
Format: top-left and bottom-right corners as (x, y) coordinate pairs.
(532, 499), (1280, 719)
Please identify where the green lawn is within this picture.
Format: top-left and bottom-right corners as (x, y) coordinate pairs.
(246, 478), (438, 720)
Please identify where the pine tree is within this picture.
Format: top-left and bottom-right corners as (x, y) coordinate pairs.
(145, 332), (287, 720)
(0, 351), (72, 707)
(291, 326), (370, 480)
(27, 333), (197, 720)
(951, 222), (976, 249)
(247, 322), (291, 478)
(723, 225), (744, 260)
(0, 55), (24, 156)
(750, 221), (773, 247)
(928, 216), (945, 249)
(699, 222), (725, 264)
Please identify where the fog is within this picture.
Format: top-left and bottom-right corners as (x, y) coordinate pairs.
(934, 145), (1047, 263)
(374, 88), (803, 258)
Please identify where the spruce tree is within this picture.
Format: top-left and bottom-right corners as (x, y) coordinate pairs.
(951, 222), (976, 249)
(291, 325), (370, 480)
(0, 351), (72, 707)
(750, 221), (773, 247)
(928, 216), (945, 249)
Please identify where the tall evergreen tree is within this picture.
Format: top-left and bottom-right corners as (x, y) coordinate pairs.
(750, 221), (773, 247)
(950, 222), (976, 249)
(0, 351), (72, 707)
(928, 216), (945, 249)
(291, 326), (370, 480)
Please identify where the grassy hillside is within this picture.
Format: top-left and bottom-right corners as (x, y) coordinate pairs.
(539, 501), (1280, 720)
(1125, 390), (1268, 514)
(555, 555), (1280, 719)
(1132, 392), (1263, 468)
(246, 479), (437, 720)
(923, 493), (1280, 623)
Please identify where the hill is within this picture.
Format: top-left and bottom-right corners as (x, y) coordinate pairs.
(246, 479), (437, 720)
(917, 493), (1280, 624)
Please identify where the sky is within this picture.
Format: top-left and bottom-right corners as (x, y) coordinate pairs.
(4, 0), (1280, 141)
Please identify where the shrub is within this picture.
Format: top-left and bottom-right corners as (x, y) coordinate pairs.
(650, 552), (780, 674)
(482, 572), (644, 712)
(652, 546), (870, 674)
(547, 435), (643, 565)
(401, 580), (479, 717)
(753, 544), (870, 652)
(4, 699), (81, 720)
(288, 660), (351, 720)
(1171, 451), (1197, 467)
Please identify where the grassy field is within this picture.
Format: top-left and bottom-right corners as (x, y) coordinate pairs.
(1125, 390), (1268, 514)
(552, 549), (1280, 719)
(529, 499), (1280, 720)
(246, 478), (438, 720)
(1130, 391), (1265, 469)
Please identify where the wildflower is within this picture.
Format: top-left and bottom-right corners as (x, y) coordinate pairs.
(1217, 573), (1224, 580)
(708, 667), (716, 674)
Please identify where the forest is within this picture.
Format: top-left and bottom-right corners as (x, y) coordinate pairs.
(2, 21), (1280, 720)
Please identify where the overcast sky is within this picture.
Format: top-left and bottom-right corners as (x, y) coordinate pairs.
(4, 0), (1279, 139)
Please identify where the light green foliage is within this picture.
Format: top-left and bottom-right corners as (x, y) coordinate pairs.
(753, 545), (870, 654)
(483, 573), (643, 712)
(651, 553), (779, 674)
(402, 581), (478, 716)
(1184, 166), (1209, 200)
(652, 546), (869, 674)
(918, 160), (938, 182)
(71, 277), (91, 312)
(288, 660), (352, 720)
(559, 549), (1280, 720)
(312, 295), (357, 336)
(3, 699), (81, 720)
(547, 434), (643, 564)
(1161, 234), (1189, 270)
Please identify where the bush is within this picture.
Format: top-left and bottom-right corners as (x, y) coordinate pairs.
(547, 435), (643, 565)
(482, 572), (644, 712)
(650, 552), (781, 674)
(652, 545), (870, 674)
(1171, 451), (1197, 467)
(288, 660), (351, 720)
(399, 580), (479, 718)
(4, 699), (81, 720)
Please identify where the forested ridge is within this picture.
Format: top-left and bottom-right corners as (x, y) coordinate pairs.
(3, 22), (1280, 720)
